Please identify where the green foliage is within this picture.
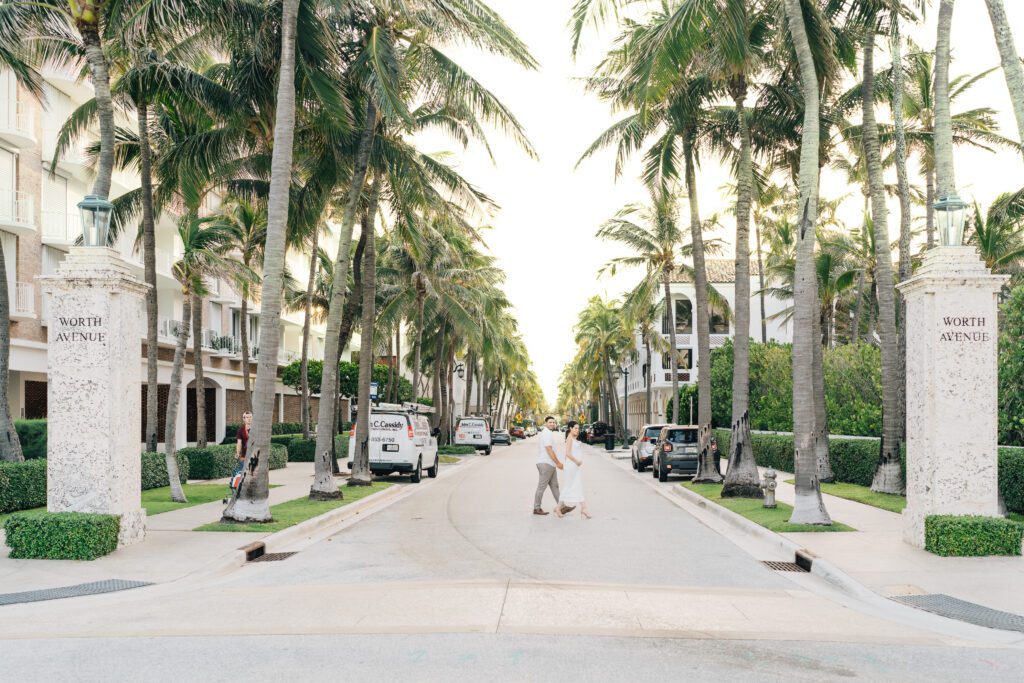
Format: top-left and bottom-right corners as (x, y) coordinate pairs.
(271, 434), (303, 446)
(999, 286), (1024, 447)
(683, 482), (855, 532)
(182, 444), (286, 479)
(4, 512), (120, 560)
(665, 384), (699, 424)
(925, 515), (1023, 557)
(140, 452), (189, 490)
(14, 420), (47, 459)
(824, 345), (884, 437)
(285, 435), (348, 462)
(1000, 448), (1024, 514)
(0, 459), (47, 514)
(416, 397), (434, 406)
(223, 422), (305, 443)
(439, 445), (476, 455)
(280, 359), (324, 395)
(336, 361), (412, 402)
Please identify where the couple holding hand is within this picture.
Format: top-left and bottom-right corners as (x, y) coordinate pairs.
(533, 416), (591, 519)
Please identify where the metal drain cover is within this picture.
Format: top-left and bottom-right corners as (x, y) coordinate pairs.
(249, 552), (297, 563)
(762, 560), (808, 572)
(0, 579), (152, 607)
(892, 594), (1024, 633)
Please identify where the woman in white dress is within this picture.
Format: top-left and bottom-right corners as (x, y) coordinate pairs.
(557, 421), (592, 519)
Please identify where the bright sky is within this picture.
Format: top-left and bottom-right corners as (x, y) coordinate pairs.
(423, 0), (1024, 407)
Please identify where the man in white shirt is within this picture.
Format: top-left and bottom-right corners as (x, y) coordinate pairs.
(534, 416), (574, 515)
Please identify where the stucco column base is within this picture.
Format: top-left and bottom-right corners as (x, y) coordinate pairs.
(896, 246), (1008, 549)
(39, 247), (151, 549)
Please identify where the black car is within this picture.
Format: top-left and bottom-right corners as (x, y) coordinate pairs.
(583, 421), (615, 445)
(653, 425), (700, 482)
(492, 429), (512, 445)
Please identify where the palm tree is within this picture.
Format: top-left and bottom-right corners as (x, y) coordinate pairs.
(351, 181), (381, 486)
(968, 196), (1024, 276)
(623, 294), (669, 425)
(985, 0), (1024, 148)
(0, 237), (21, 460)
(225, 0), (303, 520)
(934, 0), (957, 200)
(782, 0), (831, 525)
(221, 201), (266, 411)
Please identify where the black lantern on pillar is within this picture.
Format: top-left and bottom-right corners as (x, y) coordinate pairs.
(78, 195), (114, 247)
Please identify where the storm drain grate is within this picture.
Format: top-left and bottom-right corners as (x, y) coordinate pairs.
(762, 560), (808, 572)
(0, 579), (152, 607)
(891, 594), (1024, 633)
(249, 552), (297, 563)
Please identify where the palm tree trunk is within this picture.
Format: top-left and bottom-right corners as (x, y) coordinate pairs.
(138, 104), (160, 454)
(163, 296), (190, 503)
(224, 0), (300, 521)
(439, 348), (451, 446)
(311, 99), (377, 498)
(985, 0), (1024, 150)
(783, 0), (830, 524)
(644, 337), (653, 424)
(662, 273), (680, 425)
(893, 26), (912, 443)
(351, 182), (380, 487)
(0, 236), (22, 462)
(300, 228), (320, 439)
(756, 221), (767, 343)
(385, 334), (395, 402)
(395, 328), (402, 402)
(79, 25), (114, 199)
(240, 296), (252, 410)
(464, 350), (475, 417)
(863, 31), (904, 494)
(851, 269), (865, 343)
(934, 0), (958, 199)
(684, 138), (712, 432)
(722, 79), (756, 494)
(926, 168), (936, 249)
(337, 229), (367, 355)
(191, 294), (207, 448)
(812, 313), (832, 482)
(412, 294), (426, 403)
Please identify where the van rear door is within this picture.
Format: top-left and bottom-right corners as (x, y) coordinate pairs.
(369, 413), (410, 462)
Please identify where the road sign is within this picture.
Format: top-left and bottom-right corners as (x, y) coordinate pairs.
(370, 382), (379, 400)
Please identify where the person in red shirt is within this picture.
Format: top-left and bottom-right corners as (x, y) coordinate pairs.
(225, 411), (253, 503)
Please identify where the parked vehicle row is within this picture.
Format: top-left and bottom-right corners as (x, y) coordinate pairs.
(631, 423), (702, 482)
(347, 403), (440, 482)
(581, 421), (615, 445)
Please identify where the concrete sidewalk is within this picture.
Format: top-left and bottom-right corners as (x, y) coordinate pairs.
(767, 471), (1024, 617)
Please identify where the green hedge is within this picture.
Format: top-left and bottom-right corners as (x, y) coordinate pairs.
(1000, 448), (1024, 514)
(439, 445), (476, 455)
(0, 459), (47, 514)
(14, 419), (47, 459)
(286, 435), (348, 462)
(140, 452), (189, 490)
(182, 443), (287, 480)
(924, 515), (1023, 557)
(4, 511), (120, 560)
(223, 422), (305, 442)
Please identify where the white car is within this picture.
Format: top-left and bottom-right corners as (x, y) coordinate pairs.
(454, 416), (492, 455)
(348, 403), (439, 482)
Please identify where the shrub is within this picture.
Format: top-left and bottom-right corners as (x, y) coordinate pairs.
(4, 512), (120, 560)
(924, 515), (1023, 557)
(439, 445), (476, 455)
(1000, 448), (1024, 514)
(15, 419), (47, 459)
(183, 443), (287, 480)
(271, 434), (303, 446)
(0, 459), (47, 514)
(286, 435), (348, 462)
(140, 452), (189, 490)
(999, 286), (1024, 447)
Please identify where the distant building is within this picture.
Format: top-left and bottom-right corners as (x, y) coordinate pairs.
(615, 259), (793, 428)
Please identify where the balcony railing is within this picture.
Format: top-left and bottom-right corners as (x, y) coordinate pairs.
(42, 210), (81, 243)
(0, 101), (35, 145)
(0, 189), (34, 229)
(13, 282), (34, 317)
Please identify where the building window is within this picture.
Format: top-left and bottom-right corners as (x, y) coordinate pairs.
(661, 297), (693, 334)
(661, 348), (693, 370)
(709, 301), (730, 334)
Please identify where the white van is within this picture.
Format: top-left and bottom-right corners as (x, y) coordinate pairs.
(347, 403), (440, 482)
(454, 416), (492, 455)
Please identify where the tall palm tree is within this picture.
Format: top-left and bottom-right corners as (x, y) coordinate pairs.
(933, 0), (957, 201)
(782, 0), (831, 525)
(221, 201), (266, 411)
(351, 181), (381, 486)
(968, 196), (1024, 275)
(985, 0), (1024, 148)
(225, 0), (303, 519)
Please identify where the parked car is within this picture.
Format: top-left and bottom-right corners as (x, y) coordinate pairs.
(653, 424), (700, 482)
(525, 426), (537, 437)
(510, 426), (525, 439)
(454, 416), (492, 455)
(347, 403), (439, 482)
(583, 421), (615, 445)
(492, 429), (512, 445)
(631, 423), (668, 473)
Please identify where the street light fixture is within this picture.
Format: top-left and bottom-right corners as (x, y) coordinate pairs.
(78, 194), (114, 247)
(615, 365), (630, 443)
(455, 361), (465, 380)
(933, 194), (969, 248)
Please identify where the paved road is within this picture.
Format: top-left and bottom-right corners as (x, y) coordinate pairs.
(2, 438), (1023, 681)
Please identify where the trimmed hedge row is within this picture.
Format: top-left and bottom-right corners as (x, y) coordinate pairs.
(181, 443), (287, 480)
(286, 435), (348, 462)
(141, 452), (189, 490)
(439, 445), (476, 455)
(0, 459), (47, 514)
(15, 420), (47, 459)
(925, 515), (1023, 557)
(4, 511), (120, 560)
(222, 422), (305, 442)
(714, 429), (1023, 513)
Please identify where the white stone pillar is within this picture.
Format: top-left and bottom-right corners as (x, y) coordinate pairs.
(897, 247), (1009, 548)
(40, 248), (150, 547)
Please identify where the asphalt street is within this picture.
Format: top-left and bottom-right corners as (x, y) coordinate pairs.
(2, 437), (1023, 681)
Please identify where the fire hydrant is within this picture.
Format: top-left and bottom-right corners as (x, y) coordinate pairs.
(761, 468), (778, 509)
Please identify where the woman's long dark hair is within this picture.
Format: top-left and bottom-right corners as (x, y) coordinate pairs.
(565, 420), (579, 440)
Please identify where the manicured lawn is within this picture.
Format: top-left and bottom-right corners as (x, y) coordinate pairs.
(439, 455), (462, 464)
(194, 481), (392, 533)
(683, 482), (856, 532)
(142, 484), (234, 515)
(785, 479), (907, 514)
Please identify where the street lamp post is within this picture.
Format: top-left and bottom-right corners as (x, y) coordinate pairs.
(78, 194), (114, 247)
(933, 195), (968, 247)
(615, 366), (629, 444)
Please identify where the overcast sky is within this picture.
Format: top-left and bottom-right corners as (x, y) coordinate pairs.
(420, 0), (1024, 407)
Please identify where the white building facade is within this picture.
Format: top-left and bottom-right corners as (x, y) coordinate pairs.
(1, 67), (353, 445)
(615, 259), (793, 430)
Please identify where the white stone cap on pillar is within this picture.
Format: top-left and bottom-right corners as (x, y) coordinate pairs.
(37, 247), (150, 296)
(896, 246), (1009, 295)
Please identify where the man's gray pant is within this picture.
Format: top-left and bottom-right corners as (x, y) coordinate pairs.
(535, 463), (559, 509)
